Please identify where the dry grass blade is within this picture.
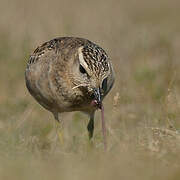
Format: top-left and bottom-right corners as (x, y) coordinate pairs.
(15, 107), (33, 129)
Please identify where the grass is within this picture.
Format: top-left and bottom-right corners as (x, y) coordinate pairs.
(0, 0), (180, 179)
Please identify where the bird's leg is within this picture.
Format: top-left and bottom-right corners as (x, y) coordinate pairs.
(53, 112), (64, 145)
(87, 113), (95, 139)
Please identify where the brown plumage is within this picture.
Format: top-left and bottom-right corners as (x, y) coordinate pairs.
(25, 37), (115, 139)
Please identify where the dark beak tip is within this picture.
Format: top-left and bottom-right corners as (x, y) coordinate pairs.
(98, 102), (102, 109)
(92, 99), (102, 109)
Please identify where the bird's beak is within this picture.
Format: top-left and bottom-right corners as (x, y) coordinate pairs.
(93, 88), (102, 109)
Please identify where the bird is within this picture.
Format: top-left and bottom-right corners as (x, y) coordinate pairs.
(25, 37), (115, 141)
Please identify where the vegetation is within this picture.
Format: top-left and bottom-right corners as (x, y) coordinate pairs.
(0, 0), (180, 179)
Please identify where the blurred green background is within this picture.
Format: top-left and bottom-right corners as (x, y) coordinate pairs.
(0, 0), (180, 179)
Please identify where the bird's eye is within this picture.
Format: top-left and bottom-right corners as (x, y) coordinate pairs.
(79, 64), (87, 74)
(102, 78), (108, 92)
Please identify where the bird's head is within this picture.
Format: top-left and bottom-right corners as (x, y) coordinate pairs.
(71, 43), (114, 109)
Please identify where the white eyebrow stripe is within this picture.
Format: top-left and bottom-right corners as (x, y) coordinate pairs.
(78, 47), (93, 76)
(78, 47), (89, 70)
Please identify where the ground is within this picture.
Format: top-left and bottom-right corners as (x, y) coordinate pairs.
(0, 0), (180, 179)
